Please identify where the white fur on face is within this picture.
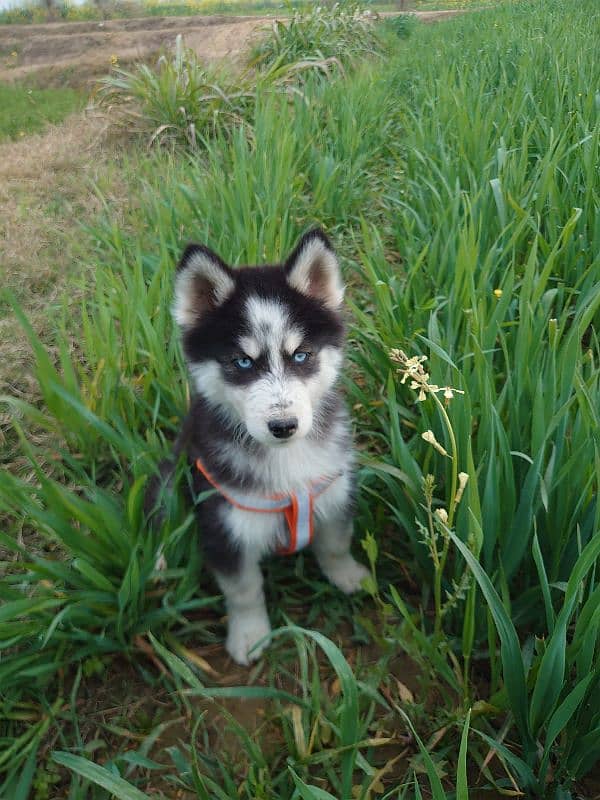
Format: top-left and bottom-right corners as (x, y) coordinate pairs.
(213, 408), (352, 491)
(243, 296), (305, 366)
(190, 296), (342, 448)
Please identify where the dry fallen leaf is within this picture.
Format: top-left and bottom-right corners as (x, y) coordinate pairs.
(395, 678), (415, 704)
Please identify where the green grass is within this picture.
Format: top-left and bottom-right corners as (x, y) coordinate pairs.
(1, 0), (600, 797)
(97, 35), (255, 148)
(96, 18), (390, 146)
(249, 1), (388, 71)
(0, 82), (84, 140)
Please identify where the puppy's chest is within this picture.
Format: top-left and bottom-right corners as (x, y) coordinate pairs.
(219, 474), (351, 557)
(217, 440), (353, 557)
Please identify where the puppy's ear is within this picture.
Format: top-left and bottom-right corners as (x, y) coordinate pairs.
(284, 229), (344, 310)
(173, 244), (235, 328)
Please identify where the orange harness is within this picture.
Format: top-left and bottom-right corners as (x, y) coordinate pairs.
(194, 457), (340, 555)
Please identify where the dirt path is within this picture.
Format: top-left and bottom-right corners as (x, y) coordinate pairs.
(0, 10), (465, 85)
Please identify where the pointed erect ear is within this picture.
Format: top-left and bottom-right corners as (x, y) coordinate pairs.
(173, 244), (235, 328)
(284, 229), (344, 310)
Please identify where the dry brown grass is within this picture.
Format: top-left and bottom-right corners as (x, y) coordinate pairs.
(2, 111), (106, 380)
(0, 109), (128, 451)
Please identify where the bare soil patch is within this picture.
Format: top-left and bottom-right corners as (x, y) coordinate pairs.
(0, 10), (465, 86)
(0, 15), (275, 85)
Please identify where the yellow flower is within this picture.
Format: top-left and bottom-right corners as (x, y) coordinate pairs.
(110, 54), (119, 65)
(493, 288), (503, 298)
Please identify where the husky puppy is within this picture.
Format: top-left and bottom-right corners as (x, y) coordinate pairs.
(163, 229), (368, 665)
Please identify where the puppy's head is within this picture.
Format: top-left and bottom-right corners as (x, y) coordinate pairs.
(173, 230), (345, 446)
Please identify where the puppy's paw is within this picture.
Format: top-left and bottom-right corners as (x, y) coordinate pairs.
(325, 556), (370, 595)
(225, 610), (271, 666)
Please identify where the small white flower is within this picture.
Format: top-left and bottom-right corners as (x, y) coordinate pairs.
(422, 430), (449, 457)
(435, 508), (449, 524)
(454, 471), (469, 504)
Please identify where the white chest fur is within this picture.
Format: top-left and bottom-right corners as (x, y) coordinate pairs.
(217, 432), (354, 559)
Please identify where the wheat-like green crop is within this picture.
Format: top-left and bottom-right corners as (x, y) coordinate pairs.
(1, 1), (599, 796)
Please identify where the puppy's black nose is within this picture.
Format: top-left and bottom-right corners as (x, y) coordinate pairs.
(268, 418), (298, 439)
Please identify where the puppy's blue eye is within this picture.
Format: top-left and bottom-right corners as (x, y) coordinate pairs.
(234, 356), (254, 370)
(293, 351), (309, 364)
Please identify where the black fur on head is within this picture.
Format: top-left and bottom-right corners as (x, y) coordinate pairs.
(172, 229), (346, 368)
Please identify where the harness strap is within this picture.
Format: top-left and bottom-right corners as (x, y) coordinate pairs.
(194, 457), (339, 555)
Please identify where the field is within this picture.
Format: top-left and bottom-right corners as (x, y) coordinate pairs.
(0, 0), (495, 26)
(1, 0), (600, 798)
(0, 7), (463, 87)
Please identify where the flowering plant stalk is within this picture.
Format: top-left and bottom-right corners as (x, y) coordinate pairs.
(390, 349), (468, 641)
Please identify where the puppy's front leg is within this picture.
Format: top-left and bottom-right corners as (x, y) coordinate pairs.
(313, 518), (370, 595)
(214, 555), (271, 666)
